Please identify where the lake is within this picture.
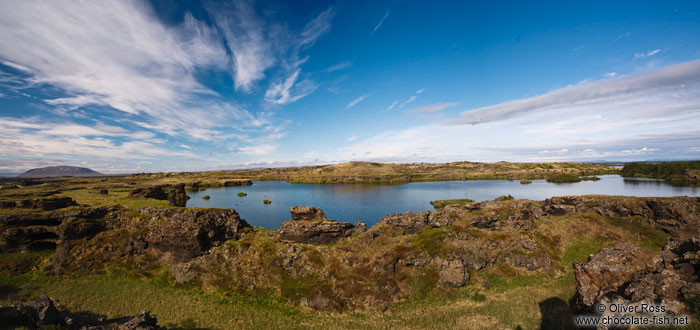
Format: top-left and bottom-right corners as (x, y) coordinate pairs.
(186, 175), (700, 229)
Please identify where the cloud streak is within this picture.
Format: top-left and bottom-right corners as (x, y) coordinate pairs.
(347, 94), (369, 109)
(446, 60), (700, 125)
(369, 11), (390, 38)
(406, 102), (458, 113)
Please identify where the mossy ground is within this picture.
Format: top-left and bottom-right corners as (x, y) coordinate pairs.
(1, 208), (687, 329)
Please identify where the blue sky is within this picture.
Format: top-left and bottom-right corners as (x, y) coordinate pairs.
(0, 1), (699, 174)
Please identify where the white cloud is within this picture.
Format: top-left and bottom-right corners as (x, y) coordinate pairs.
(400, 95), (417, 108)
(326, 61), (352, 72)
(263, 7), (334, 105)
(369, 11), (390, 38)
(180, 144), (192, 149)
(347, 135), (357, 141)
(634, 49), (661, 59)
(239, 144), (277, 155)
(0, 0), (263, 140)
(603, 72), (617, 78)
(332, 60), (700, 163)
(416, 88), (426, 94)
(264, 69), (317, 105)
(446, 60), (700, 125)
(406, 102), (458, 113)
(347, 94), (369, 109)
(387, 100), (398, 111)
(209, 0), (274, 92)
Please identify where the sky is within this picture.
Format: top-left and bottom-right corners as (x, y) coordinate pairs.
(0, 0), (699, 175)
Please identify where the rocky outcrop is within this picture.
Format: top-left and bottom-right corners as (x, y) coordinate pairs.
(279, 206), (366, 244)
(128, 185), (167, 200)
(378, 198), (542, 234)
(541, 196), (700, 239)
(49, 207), (249, 273)
(0, 201), (16, 208)
(167, 183), (187, 207)
(572, 243), (656, 308)
(0, 206), (116, 253)
(573, 236), (700, 315)
(290, 206), (327, 221)
(0, 294), (163, 329)
(223, 179), (253, 186)
(19, 197), (78, 211)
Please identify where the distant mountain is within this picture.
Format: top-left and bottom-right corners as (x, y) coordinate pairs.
(18, 166), (103, 178)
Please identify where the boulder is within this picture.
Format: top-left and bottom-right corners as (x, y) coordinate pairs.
(119, 310), (162, 330)
(128, 186), (168, 200)
(572, 243), (656, 309)
(573, 237), (700, 315)
(290, 206), (327, 221)
(437, 257), (469, 287)
(29, 294), (59, 325)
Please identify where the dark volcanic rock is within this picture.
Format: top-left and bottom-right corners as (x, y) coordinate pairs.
(49, 207), (250, 273)
(0, 294), (164, 329)
(119, 310), (162, 330)
(542, 196), (700, 239)
(573, 237), (700, 315)
(377, 211), (430, 235)
(167, 183), (187, 207)
(100, 189), (109, 195)
(20, 197), (78, 211)
(0, 201), (16, 208)
(289, 206), (327, 221)
(572, 243), (656, 309)
(223, 179), (253, 186)
(279, 206), (366, 244)
(129, 186), (168, 200)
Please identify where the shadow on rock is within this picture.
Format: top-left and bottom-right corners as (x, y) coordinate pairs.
(539, 297), (574, 330)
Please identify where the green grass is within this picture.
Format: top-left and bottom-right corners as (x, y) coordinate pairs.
(603, 216), (670, 252)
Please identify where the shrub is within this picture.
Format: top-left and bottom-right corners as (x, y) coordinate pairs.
(237, 192), (247, 197)
(263, 199), (271, 204)
(202, 195), (210, 200)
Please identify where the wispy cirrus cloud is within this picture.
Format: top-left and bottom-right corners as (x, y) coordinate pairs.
(263, 7), (334, 105)
(634, 49), (661, 59)
(347, 94), (369, 109)
(369, 11), (390, 38)
(406, 102), (458, 114)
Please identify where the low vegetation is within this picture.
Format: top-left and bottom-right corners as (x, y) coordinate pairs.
(202, 195), (210, 200)
(546, 174), (600, 183)
(622, 161), (700, 182)
(238, 192), (247, 197)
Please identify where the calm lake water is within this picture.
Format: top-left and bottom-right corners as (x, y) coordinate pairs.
(186, 175), (700, 229)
